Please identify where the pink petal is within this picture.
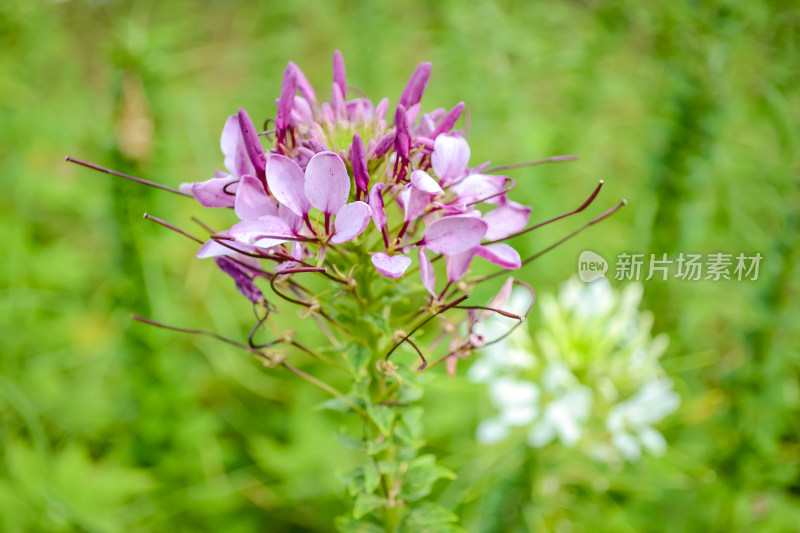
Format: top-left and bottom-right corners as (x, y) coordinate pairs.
(423, 215), (488, 255)
(449, 174), (507, 204)
(197, 230), (258, 258)
(394, 105), (411, 160)
(432, 101), (465, 138)
(332, 50), (347, 98)
(266, 154), (310, 216)
(197, 239), (235, 258)
(375, 97), (390, 120)
(446, 250), (475, 282)
(235, 175), (278, 221)
(406, 103), (421, 127)
(475, 243), (521, 269)
(372, 130), (396, 159)
(237, 108), (266, 176)
(230, 215), (294, 249)
(186, 175), (237, 208)
(321, 102), (335, 125)
(398, 62), (432, 109)
(288, 61), (316, 103)
(330, 201), (372, 244)
(351, 133), (369, 196)
(214, 257), (264, 303)
(304, 151), (351, 215)
(402, 184), (430, 222)
(369, 183), (387, 229)
(482, 277), (515, 321)
(432, 134), (470, 183)
(276, 65), (296, 132)
(413, 136), (435, 152)
(418, 247), (436, 296)
(346, 98), (373, 122)
(292, 96), (313, 123)
(279, 203), (303, 234)
(410, 169), (443, 195)
(483, 199), (532, 241)
(274, 241), (304, 272)
(419, 114), (437, 137)
(331, 83), (346, 120)
(371, 252), (412, 279)
(220, 115), (255, 178)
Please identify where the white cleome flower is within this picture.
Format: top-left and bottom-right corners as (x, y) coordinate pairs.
(471, 277), (680, 463)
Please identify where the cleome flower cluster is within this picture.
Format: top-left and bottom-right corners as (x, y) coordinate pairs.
(470, 278), (680, 463)
(178, 51), (529, 303)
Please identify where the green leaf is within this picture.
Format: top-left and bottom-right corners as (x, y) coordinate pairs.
(347, 344), (372, 379)
(396, 381), (424, 403)
(342, 466), (365, 497)
(318, 397), (358, 413)
(398, 455), (457, 502)
(366, 403), (395, 435)
(366, 437), (391, 456)
(334, 431), (365, 451)
(353, 493), (386, 519)
(399, 524), (467, 533)
(377, 460), (399, 476)
(349, 379), (371, 405)
(402, 502), (458, 527)
(334, 516), (384, 533)
(363, 460), (381, 494)
(395, 407), (425, 446)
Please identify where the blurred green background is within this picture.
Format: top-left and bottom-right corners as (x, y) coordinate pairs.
(1, 0), (798, 531)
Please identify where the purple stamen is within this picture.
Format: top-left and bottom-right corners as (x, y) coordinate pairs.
(65, 156), (192, 197)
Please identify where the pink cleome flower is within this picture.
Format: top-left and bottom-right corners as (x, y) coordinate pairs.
(180, 51), (531, 301)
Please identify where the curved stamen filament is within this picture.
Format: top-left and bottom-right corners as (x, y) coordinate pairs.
(483, 155), (578, 174)
(484, 180), (605, 245)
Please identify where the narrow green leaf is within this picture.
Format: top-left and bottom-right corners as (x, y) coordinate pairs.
(363, 460), (381, 494)
(366, 403), (395, 435)
(402, 502), (458, 526)
(353, 493), (386, 519)
(398, 455), (457, 502)
(334, 516), (384, 533)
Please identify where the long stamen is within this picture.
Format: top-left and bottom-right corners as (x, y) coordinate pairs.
(248, 306), (281, 349)
(143, 213), (203, 244)
(453, 305), (521, 319)
(290, 341), (349, 372)
(518, 199), (626, 269)
(385, 294), (470, 361)
(478, 279), (536, 347)
(212, 232), (318, 244)
(65, 156), (192, 197)
(209, 236), (282, 261)
(131, 315), (272, 359)
(484, 155), (579, 174)
(144, 213), (275, 277)
(463, 178), (517, 207)
(190, 216), (216, 234)
(476, 199), (627, 283)
(484, 180), (605, 245)
(269, 272), (315, 308)
(405, 338), (428, 371)
(278, 266), (328, 274)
